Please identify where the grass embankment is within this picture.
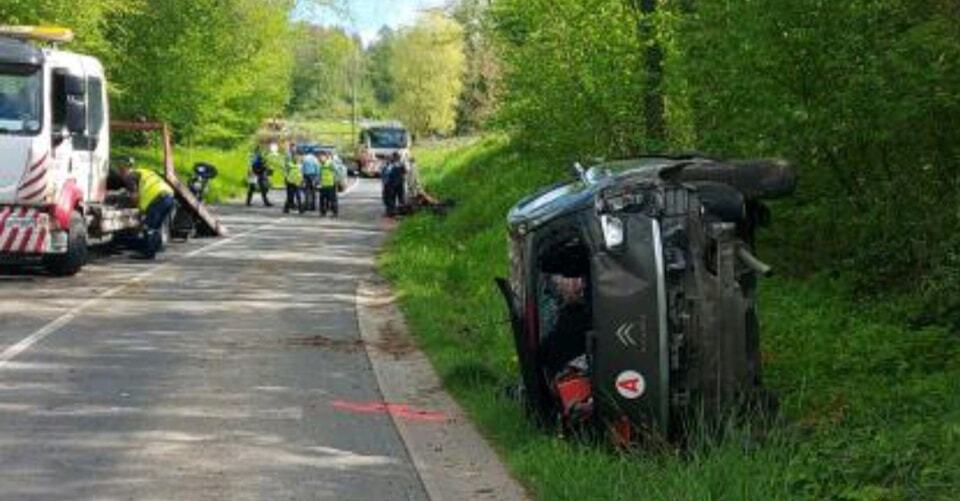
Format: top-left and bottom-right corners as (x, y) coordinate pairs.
(380, 137), (960, 500)
(116, 144), (254, 203)
(119, 118), (359, 203)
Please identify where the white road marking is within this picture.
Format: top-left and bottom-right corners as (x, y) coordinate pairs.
(340, 177), (361, 197)
(0, 221), (276, 370)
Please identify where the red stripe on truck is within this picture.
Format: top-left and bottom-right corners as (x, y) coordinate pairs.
(27, 152), (48, 172)
(16, 227), (33, 253)
(18, 168), (46, 191)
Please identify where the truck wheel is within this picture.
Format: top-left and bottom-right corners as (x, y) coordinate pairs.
(45, 211), (88, 277)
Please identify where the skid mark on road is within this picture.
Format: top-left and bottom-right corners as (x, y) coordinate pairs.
(0, 222), (277, 370)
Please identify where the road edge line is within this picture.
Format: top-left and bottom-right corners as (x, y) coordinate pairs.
(355, 277), (529, 501)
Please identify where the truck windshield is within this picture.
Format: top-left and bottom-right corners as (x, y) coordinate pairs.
(367, 128), (408, 149)
(0, 64), (42, 135)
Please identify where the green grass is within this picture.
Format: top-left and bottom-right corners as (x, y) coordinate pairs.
(380, 136), (960, 500)
(115, 143), (254, 203)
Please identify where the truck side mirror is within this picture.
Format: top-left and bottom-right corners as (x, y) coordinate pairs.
(66, 95), (87, 134)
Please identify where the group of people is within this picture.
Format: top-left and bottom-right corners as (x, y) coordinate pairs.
(246, 142), (345, 217)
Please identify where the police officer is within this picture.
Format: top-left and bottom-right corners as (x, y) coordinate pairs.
(300, 149), (320, 212)
(382, 152), (406, 217)
(262, 142), (285, 210)
(281, 143), (304, 214)
(246, 145), (272, 207)
(118, 163), (176, 259)
(317, 150), (340, 217)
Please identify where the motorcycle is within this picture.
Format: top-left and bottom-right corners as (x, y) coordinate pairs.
(170, 162), (218, 239)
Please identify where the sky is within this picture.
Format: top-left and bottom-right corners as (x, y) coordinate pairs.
(294, 0), (448, 46)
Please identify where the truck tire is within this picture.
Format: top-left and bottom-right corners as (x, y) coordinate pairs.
(45, 211), (88, 277)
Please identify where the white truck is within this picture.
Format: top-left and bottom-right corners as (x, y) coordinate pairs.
(0, 27), (222, 276)
(356, 122), (412, 178)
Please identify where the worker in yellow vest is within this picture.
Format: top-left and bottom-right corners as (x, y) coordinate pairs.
(118, 163), (176, 259)
(281, 142), (304, 214)
(317, 150), (340, 217)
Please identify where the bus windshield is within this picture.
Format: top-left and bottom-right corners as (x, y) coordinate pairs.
(0, 64), (42, 135)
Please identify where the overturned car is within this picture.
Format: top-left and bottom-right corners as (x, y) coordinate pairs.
(496, 155), (795, 443)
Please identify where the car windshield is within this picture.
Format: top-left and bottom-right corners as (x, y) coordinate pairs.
(0, 64), (42, 135)
(367, 128), (407, 149)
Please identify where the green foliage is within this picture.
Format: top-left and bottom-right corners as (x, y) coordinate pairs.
(382, 138), (960, 500)
(452, 0), (500, 134)
(287, 24), (364, 118)
(489, 0), (651, 157)
(0, 0), (135, 59)
(388, 11), (466, 137)
(486, 0), (960, 321)
(106, 0), (295, 146)
(115, 142), (253, 203)
(1, 0), (299, 147)
(365, 26), (396, 111)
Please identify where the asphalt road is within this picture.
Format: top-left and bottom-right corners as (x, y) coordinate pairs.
(0, 179), (430, 500)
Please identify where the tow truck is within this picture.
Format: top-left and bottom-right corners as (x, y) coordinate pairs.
(0, 26), (222, 276)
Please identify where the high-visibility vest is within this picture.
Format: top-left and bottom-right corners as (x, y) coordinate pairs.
(283, 156), (302, 185)
(136, 168), (174, 212)
(319, 160), (336, 187)
(264, 152), (284, 176)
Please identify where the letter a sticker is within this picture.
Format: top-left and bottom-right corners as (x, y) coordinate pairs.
(615, 370), (646, 399)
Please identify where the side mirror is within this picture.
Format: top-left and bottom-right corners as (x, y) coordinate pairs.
(570, 162), (586, 181)
(66, 96), (87, 134)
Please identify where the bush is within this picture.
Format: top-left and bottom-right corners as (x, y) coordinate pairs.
(488, 0), (960, 320)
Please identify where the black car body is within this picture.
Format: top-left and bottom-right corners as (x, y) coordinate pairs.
(497, 156), (795, 441)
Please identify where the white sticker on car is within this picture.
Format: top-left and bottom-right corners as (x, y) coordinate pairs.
(615, 370), (646, 400)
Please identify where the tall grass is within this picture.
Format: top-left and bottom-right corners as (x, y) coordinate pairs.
(381, 137), (960, 500)
(115, 143), (254, 203)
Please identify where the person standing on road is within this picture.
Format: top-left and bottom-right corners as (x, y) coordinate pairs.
(301, 149), (320, 212)
(282, 143), (304, 214)
(382, 152), (407, 217)
(246, 145), (273, 207)
(118, 163), (176, 259)
(317, 150), (340, 218)
(262, 142), (285, 211)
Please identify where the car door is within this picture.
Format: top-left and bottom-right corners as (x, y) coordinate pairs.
(49, 64), (89, 201)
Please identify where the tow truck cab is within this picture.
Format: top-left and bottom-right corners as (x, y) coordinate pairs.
(0, 29), (138, 275)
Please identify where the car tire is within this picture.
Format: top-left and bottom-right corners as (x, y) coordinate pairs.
(45, 211), (88, 277)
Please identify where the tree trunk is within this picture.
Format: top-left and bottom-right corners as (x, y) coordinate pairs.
(632, 0), (666, 148)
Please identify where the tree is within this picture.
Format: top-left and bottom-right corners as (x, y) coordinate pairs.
(627, 0), (665, 147)
(288, 24), (361, 117)
(389, 11), (466, 137)
(365, 26), (396, 109)
(452, 0), (499, 134)
(106, 0), (295, 145)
